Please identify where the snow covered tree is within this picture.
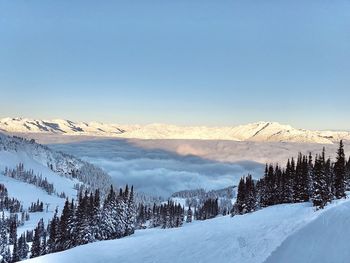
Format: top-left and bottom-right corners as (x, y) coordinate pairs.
(57, 198), (75, 251)
(334, 140), (346, 199)
(245, 175), (257, 212)
(0, 215), (8, 258)
(18, 233), (29, 260)
(346, 157), (350, 190)
(47, 208), (59, 253)
(186, 206), (193, 223)
(9, 220), (17, 245)
(11, 236), (19, 263)
(234, 177), (246, 214)
(125, 186), (136, 236)
(30, 219), (45, 258)
(312, 155), (329, 209)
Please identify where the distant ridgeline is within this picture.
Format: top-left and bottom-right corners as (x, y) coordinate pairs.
(233, 140), (350, 216)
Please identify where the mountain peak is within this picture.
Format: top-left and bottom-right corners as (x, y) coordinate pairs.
(0, 117), (349, 144)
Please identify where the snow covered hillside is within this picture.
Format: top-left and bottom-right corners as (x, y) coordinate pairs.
(265, 197), (350, 263)
(23, 198), (350, 263)
(1, 117), (350, 144)
(0, 132), (113, 194)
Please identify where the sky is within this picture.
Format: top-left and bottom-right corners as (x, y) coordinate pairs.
(0, 0), (349, 130)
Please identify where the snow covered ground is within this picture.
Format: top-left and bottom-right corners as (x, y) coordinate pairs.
(0, 150), (78, 235)
(0, 151), (78, 198)
(0, 174), (66, 233)
(265, 198), (350, 263)
(24, 198), (350, 263)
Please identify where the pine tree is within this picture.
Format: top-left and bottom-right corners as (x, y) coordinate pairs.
(3, 247), (11, 263)
(300, 155), (311, 202)
(334, 140), (346, 199)
(283, 159), (294, 203)
(234, 177), (246, 214)
(346, 157), (350, 190)
(57, 199), (73, 251)
(293, 154), (304, 202)
(41, 231), (47, 256)
(186, 206), (192, 223)
(266, 164), (278, 205)
(0, 214), (8, 257)
(18, 233), (28, 260)
(47, 208), (59, 253)
(11, 236), (19, 263)
(9, 220), (17, 245)
(125, 186), (135, 236)
(30, 223), (42, 258)
(312, 155), (329, 209)
(245, 175), (257, 212)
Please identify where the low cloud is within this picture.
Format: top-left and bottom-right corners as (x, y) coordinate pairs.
(51, 139), (264, 197)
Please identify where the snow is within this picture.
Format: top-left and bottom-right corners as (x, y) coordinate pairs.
(0, 134), (106, 236)
(0, 149), (77, 235)
(1, 117), (350, 143)
(24, 198), (349, 263)
(0, 174), (66, 233)
(0, 151), (78, 198)
(264, 197), (350, 263)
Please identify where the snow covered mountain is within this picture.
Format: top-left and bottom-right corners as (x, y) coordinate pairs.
(1, 117), (350, 144)
(0, 132), (113, 194)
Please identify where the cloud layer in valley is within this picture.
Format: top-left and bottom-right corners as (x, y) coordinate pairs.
(50, 139), (264, 197)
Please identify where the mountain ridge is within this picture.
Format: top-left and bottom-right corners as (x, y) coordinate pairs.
(1, 117), (349, 144)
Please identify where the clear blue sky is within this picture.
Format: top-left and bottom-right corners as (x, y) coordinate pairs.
(0, 0), (349, 130)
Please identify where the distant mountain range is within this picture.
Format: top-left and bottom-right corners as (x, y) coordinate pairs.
(1, 117), (349, 144)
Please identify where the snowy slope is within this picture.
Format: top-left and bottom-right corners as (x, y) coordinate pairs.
(264, 198), (350, 263)
(0, 174), (66, 233)
(23, 199), (347, 263)
(0, 132), (117, 241)
(1, 117), (350, 143)
(0, 132), (113, 193)
(0, 150), (77, 198)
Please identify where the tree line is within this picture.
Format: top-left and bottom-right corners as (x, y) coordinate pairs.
(0, 184), (136, 262)
(233, 141), (350, 215)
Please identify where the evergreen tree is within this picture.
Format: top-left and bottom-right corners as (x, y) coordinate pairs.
(283, 159), (294, 203)
(312, 155), (329, 209)
(0, 215), (8, 257)
(30, 223), (42, 258)
(186, 206), (193, 223)
(18, 233), (28, 260)
(11, 236), (19, 263)
(41, 231), (47, 256)
(9, 220), (17, 245)
(125, 186), (135, 236)
(47, 208), (59, 253)
(245, 175), (257, 212)
(346, 157), (350, 190)
(2, 247), (11, 263)
(57, 199), (73, 251)
(234, 178), (246, 214)
(334, 140), (346, 199)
